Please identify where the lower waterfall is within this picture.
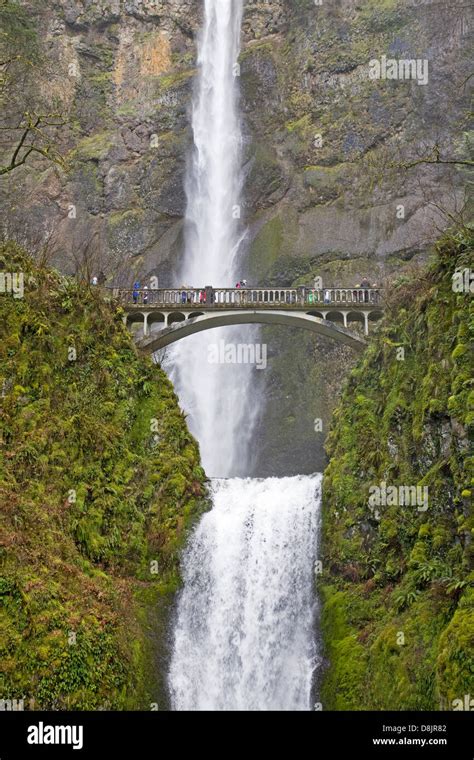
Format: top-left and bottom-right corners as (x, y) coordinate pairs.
(168, 474), (321, 711)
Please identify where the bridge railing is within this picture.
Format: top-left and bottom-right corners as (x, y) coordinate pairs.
(213, 288), (301, 305)
(307, 288), (382, 306)
(113, 288), (202, 306)
(113, 287), (383, 308)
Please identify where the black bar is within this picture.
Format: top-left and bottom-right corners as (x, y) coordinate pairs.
(0, 711), (471, 758)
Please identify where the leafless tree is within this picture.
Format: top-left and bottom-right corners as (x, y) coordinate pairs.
(0, 0), (68, 177)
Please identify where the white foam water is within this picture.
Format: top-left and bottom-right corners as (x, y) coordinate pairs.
(169, 475), (321, 711)
(166, 0), (321, 711)
(167, 0), (260, 478)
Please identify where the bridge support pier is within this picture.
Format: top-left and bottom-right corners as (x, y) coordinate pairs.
(143, 312), (149, 337)
(364, 312), (369, 336)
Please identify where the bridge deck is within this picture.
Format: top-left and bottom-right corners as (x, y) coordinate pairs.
(138, 310), (368, 352)
(112, 287), (384, 345)
(113, 286), (383, 311)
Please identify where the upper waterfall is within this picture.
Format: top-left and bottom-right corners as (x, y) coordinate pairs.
(181, 0), (245, 285)
(168, 0), (262, 478)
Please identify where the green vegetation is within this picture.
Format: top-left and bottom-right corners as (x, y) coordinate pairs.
(248, 215), (285, 283)
(321, 228), (474, 709)
(73, 131), (115, 162)
(0, 242), (208, 709)
(158, 70), (195, 91)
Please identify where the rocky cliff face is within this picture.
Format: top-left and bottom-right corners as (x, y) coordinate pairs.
(242, 0), (470, 270)
(1, 0), (471, 474)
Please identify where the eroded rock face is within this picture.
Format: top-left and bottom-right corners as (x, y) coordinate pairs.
(242, 0), (287, 41)
(241, 0), (469, 272)
(3, 0), (469, 279)
(1, 0), (471, 474)
(2, 0), (201, 279)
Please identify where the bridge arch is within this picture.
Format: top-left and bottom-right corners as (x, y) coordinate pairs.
(126, 311), (146, 334)
(347, 310), (366, 328)
(168, 312), (186, 326)
(368, 310), (384, 325)
(148, 313), (166, 334)
(136, 310), (367, 354)
(325, 310), (345, 326)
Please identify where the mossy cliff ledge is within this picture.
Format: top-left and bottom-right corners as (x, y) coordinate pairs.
(321, 230), (473, 710)
(0, 243), (208, 710)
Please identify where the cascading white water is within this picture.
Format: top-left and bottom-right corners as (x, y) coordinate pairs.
(167, 0), (321, 711)
(169, 475), (321, 711)
(183, 0), (244, 284)
(168, 0), (260, 478)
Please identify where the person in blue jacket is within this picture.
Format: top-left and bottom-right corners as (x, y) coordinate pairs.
(133, 281), (140, 305)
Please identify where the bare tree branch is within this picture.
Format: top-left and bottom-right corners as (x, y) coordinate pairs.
(396, 152), (473, 170)
(0, 112), (67, 176)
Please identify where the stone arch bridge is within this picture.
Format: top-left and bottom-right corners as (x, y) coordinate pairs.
(114, 286), (384, 353)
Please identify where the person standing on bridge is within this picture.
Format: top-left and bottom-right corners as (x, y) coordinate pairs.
(133, 281), (140, 305)
(360, 277), (371, 303)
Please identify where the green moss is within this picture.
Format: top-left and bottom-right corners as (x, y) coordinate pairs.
(117, 102), (138, 118)
(73, 131), (115, 162)
(320, 586), (368, 709)
(248, 215), (285, 283)
(285, 114), (313, 135)
(436, 590), (474, 708)
(321, 227), (474, 710)
(0, 242), (208, 709)
(158, 69), (195, 91)
(239, 41), (275, 62)
(247, 208), (302, 284)
(108, 208), (144, 228)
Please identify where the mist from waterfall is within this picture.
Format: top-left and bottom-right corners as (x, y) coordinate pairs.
(168, 0), (260, 478)
(169, 475), (322, 711)
(167, 0), (321, 712)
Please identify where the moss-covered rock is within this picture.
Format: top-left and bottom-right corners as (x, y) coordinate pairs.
(320, 227), (474, 710)
(0, 241), (208, 710)
(73, 131), (116, 162)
